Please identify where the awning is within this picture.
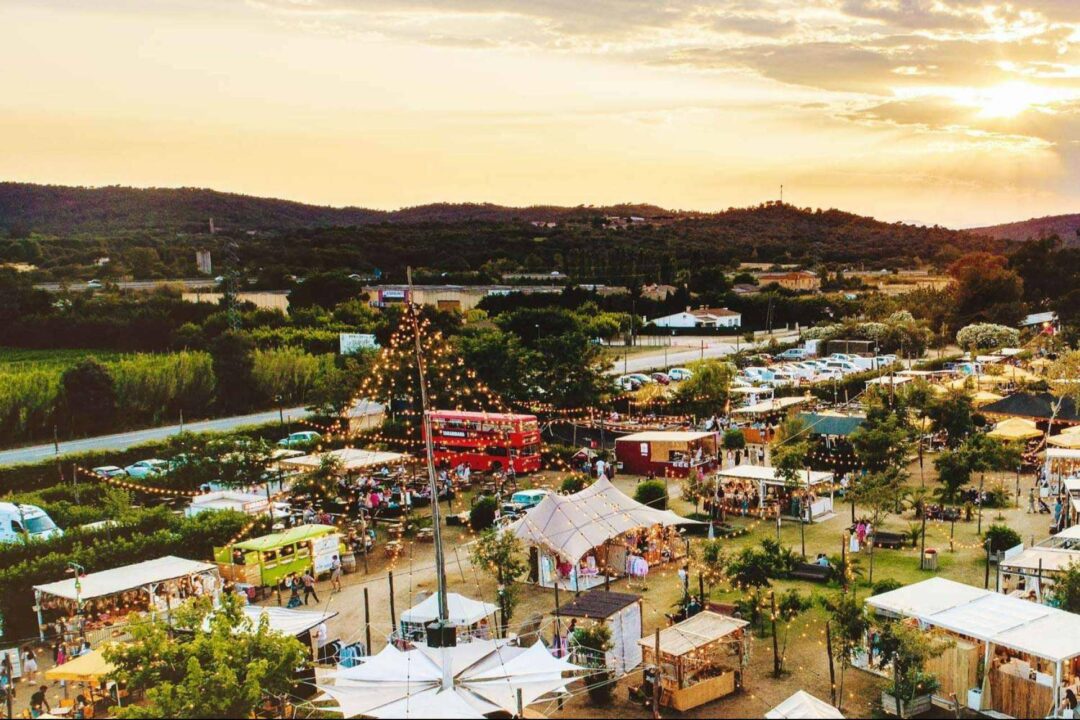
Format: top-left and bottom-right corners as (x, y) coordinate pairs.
(34, 556), (216, 602)
(240, 605), (339, 637)
(867, 577), (1080, 663)
(44, 648), (115, 683)
(637, 611), (747, 657)
(715, 464), (834, 488)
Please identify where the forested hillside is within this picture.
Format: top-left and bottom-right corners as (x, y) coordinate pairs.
(971, 213), (1080, 245)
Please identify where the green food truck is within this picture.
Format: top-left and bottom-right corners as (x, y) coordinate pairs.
(214, 524), (345, 588)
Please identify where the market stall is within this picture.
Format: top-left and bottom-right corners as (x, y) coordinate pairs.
(715, 465), (835, 519)
(395, 592), (497, 645)
(32, 556), (220, 644)
(638, 611), (750, 712)
(987, 417), (1042, 442)
(185, 490), (269, 517)
(615, 431), (719, 478)
(865, 577), (1080, 718)
(510, 477), (698, 591)
(277, 448), (409, 474)
(554, 590), (642, 674)
(997, 546), (1080, 602)
(214, 524), (343, 589)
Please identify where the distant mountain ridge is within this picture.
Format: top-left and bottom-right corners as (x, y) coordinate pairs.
(0, 182), (675, 233)
(970, 213), (1080, 245)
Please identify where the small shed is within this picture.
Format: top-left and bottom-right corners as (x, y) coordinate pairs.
(555, 590), (642, 674)
(638, 611), (749, 712)
(766, 690), (844, 719)
(615, 430), (719, 478)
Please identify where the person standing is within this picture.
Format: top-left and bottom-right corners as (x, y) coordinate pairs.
(21, 646), (38, 685)
(302, 568), (320, 605)
(1028, 488), (1036, 514)
(330, 555), (343, 593)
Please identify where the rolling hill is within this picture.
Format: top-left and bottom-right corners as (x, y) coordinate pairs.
(970, 213), (1080, 245)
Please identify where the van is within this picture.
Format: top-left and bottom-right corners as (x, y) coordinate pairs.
(0, 503), (62, 543)
(775, 348), (807, 361)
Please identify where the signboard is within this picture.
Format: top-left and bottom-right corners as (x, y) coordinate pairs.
(381, 289), (406, 300)
(340, 333), (380, 355)
(312, 534), (340, 575)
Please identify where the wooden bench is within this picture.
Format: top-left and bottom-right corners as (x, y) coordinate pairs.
(789, 562), (832, 583)
(872, 531), (908, 549)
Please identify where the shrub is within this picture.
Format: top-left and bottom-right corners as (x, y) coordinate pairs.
(956, 323), (1020, 351)
(572, 622), (614, 705)
(633, 480), (668, 510)
(985, 524), (1021, 553)
(871, 578), (903, 596)
(722, 428), (746, 451)
(470, 496), (499, 531)
(560, 474), (588, 494)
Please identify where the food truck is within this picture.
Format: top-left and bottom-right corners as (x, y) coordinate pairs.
(214, 524), (344, 588)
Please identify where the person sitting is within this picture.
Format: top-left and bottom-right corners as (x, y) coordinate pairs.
(815, 553), (831, 567)
(1059, 688), (1078, 717)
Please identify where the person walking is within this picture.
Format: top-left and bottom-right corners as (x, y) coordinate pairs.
(302, 568), (320, 605)
(21, 646), (38, 685)
(286, 573), (302, 608)
(1028, 488), (1036, 514)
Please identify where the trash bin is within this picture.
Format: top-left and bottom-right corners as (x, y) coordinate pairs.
(922, 548), (938, 571)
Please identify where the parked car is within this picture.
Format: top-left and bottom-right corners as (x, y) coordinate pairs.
(124, 459), (169, 479)
(91, 465), (127, 478)
(667, 368), (693, 381)
(615, 376), (640, 392)
(86, 279), (103, 289)
(775, 348), (807, 361)
(650, 372), (671, 385)
(627, 373), (654, 386)
(277, 430), (322, 448)
(0, 503), (62, 543)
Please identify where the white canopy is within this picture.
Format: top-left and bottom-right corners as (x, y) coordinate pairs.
(998, 547), (1080, 574)
(34, 556), (216, 601)
(186, 490), (268, 517)
(866, 577), (1080, 663)
(734, 396), (810, 415)
(280, 448), (408, 473)
(319, 640), (582, 719)
(508, 477), (698, 563)
(766, 690), (845, 719)
(240, 605), (339, 637)
(400, 593), (497, 628)
(716, 464), (834, 488)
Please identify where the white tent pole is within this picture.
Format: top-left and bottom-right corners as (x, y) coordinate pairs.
(1053, 659), (1062, 718)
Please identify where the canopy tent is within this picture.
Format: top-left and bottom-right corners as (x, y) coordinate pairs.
(866, 577), (1080, 664)
(44, 647), (115, 683)
(318, 640), (583, 719)
(400, 593), (497, 631)
(1048, 433), (1080, 449)
(239, 605), (339, 638)
(279, 448), (409, 473)
(34, 556), (216, 602)
(509, 477), (698, 565)
(715, 464), (835, 518)
(733, 396), (810, 415)
(987, 417), (1042, 441)
(185, 490), (269, 517)
(637, 611), (750, 712)
(972, 391), (1005, 407)
(766, 690), (844, 719)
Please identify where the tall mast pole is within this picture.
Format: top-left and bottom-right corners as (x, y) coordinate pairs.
(407, 268), (451, 628)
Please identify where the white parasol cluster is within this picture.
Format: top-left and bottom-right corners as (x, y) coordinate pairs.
(318, 639), (584, 718)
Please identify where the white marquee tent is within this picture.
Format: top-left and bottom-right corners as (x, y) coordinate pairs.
(34, 556), (217, 602)
(766, 690), (844, 719)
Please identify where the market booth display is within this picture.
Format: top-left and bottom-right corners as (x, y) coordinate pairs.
(32, 556), (220, 644)
(510, 478), (699, 591)
(766, 690), (844, 719)
(554, 590), (642, 675)
(638, 611), (750, 712)
(395, 592), (497, 645)
(615, 431), (719, 478)
(865, 577), (1080, 719)
(715, 465), (835, 520)
(214, 524), (343, 589)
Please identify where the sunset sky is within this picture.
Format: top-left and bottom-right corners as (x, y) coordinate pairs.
(2, 0), (1079, 227)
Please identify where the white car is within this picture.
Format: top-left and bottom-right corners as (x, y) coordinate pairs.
(667, 368), (693, 381)
(86, 279), (102, 289)
(124, 459), (169, 479)
(91, 465), (127, 478)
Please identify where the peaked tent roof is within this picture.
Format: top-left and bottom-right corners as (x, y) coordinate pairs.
(400, 593), (497, 627)
(766, 690), (845, 719)
(987, 417), (1042, 441)
(508, 477), (698, 563)
(981, 393), (1080, 423)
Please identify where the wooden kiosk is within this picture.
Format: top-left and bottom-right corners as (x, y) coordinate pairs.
(638, 611), (750, 712)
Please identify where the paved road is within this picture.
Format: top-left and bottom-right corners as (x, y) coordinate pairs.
(611, 331), (800, 375)
(0, 406), (315, 467)
(34, 278), (221, 292)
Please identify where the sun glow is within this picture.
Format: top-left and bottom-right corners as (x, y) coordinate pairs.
(965, 82), (1059, 118)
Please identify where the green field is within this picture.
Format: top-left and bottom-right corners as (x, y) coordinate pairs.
(0, 346), (125, 368)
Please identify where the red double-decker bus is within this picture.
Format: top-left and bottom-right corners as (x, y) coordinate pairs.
(424, 410), (542, 474)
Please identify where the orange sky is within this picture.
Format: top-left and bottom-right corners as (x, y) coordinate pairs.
(2, 0), (1079, 227)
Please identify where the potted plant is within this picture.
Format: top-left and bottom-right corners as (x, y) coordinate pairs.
(571, 622), (614, 705)
(984, 524), (1022, 564)
(877, 622), (951, 717)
